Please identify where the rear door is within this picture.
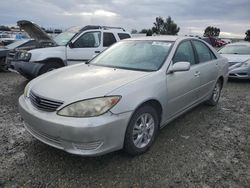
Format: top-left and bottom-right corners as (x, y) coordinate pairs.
(66, 31), (102, 65)
(166, 40), (201, 118)
(192, 40), (219, 100)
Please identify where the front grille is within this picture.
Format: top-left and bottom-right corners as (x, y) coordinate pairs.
(29, 91), (63, 112)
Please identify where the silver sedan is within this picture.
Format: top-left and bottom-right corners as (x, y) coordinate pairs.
(19, 36), (228, 156)
(218, 42), (250, 79)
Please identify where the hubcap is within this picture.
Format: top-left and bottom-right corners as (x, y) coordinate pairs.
(213, 82), (221, 102)
(132, 113), (155, 148)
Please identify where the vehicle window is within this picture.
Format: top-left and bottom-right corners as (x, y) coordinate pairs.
(73, 31), (101, 48)
(118, 33), (131, 40)
(173, 41), (196, 65)
(20, 40), (38, 48)
(91, 41), (173, 71)
(103, 33), (117, 47)
(193, 40), (216, 63)
(218, 45), (250, 55)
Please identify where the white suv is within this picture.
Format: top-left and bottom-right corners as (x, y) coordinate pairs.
(8, 20), (131, 79)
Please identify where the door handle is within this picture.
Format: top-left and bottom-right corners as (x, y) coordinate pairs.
(194, 71), (200, 77)
(95, 51), (100, 53)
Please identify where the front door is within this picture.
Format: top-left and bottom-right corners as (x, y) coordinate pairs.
(66, 31), (102, 65)
(166, 40), (201, 118)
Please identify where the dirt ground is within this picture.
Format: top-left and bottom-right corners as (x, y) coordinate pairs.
(0, 72), (249, 188)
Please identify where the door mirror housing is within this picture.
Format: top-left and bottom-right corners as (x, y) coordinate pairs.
(68, 42), (74, 48)
(169, 61), (191, 73)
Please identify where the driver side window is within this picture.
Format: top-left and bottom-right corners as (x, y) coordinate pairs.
(173, 41), (196, 65)
(73, 31), (101, 48)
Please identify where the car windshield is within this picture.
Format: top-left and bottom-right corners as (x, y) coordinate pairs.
(54, 27), (81, 46)
(218, 45), (250, 55)
(6, 39), (30, 49)
(90, 40), (173, 71)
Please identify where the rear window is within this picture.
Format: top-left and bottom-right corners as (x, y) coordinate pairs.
(218, 45), (250, 55)
(118, 33), (131, 40)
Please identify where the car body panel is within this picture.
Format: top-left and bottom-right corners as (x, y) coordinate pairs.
(17, 20), (56, 45)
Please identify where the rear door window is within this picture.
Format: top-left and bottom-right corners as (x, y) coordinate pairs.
(103, 33), (117, 47)
(192, 40), (216, 63)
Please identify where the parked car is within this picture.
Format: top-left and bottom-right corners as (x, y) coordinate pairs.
(19, 36), (228, 156)
(0, 33), (15, 46)
(0, 39), (39, 71)
(218, 42), (250, 79)
(8, 20), (131, 79)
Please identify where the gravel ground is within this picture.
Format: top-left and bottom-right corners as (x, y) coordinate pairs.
(0, 72), (249, 188)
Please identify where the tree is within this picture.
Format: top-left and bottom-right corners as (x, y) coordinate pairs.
(204, 26), (220, 37)
(131, 29), (138, 34)
(152, 16), (180, 35)
(139, 29), (148, 34)
(146, 29), (153, 36)
(245, 29), (250, 42)
(0, 25), (11, 31)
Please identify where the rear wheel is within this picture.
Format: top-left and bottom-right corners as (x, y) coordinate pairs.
(38, 62), (63, 76)
(124, 105), (159, 156)
(206, 79), (222, 106)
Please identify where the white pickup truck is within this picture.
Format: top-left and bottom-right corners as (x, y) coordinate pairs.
(8, 20), (131, 79)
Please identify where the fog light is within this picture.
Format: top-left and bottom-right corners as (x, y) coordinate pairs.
(72, 141), (103, 151)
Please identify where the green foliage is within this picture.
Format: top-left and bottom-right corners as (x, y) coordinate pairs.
(0, 25), (11, 31)
(204, 26), (220, 37)
(245, 29), (250, 42)
(152, 16), (180, 35)
(131, 29), (138, 34)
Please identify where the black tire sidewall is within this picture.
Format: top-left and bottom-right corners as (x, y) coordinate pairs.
(124, 105), (159, 155)
(39, 62), (62, 75)
(207, 80), (222, 106)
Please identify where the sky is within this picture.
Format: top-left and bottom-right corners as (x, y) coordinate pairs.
(0, 0), (249, 38)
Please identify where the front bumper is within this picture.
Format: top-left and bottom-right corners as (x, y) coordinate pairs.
(8, 61), (43, 79)
(19, 95), (132, 156)
(229, 66), (250, 79)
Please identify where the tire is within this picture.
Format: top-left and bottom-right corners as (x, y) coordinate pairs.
(38, 62), (63, 76)
(124, 105), (159, 156)
(0, 57), (8, 72)
(206, 79), (222, 106)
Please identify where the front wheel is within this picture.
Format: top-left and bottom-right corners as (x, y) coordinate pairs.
(124, 105), (159, 156)
(38, 62), (63, 76)
(206, 79), (222, 106)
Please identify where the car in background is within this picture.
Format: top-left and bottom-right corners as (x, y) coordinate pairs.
(0, 33), (15, 46)
(8, 20), (131, 80)
(19, 36), (228, 156)
(0, 39), (39, 71)
(218, 42), (250, 79)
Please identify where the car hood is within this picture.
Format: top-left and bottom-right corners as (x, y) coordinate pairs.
(17, 20), (56, 45)
(220, 54), (250, 63)
(30, 64), (152, 103)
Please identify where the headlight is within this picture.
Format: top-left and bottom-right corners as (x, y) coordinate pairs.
(16, 51), (31, 61)
(57, 96), (121, 117)
(243, 59), (250, 66)
(24, 84), (30, 98)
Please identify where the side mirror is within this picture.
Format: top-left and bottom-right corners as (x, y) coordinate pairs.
(68, 42), (74, 48)
(169, 61), (190, 73)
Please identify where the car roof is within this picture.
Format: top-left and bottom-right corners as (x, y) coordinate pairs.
(126, 36), (192, 42)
